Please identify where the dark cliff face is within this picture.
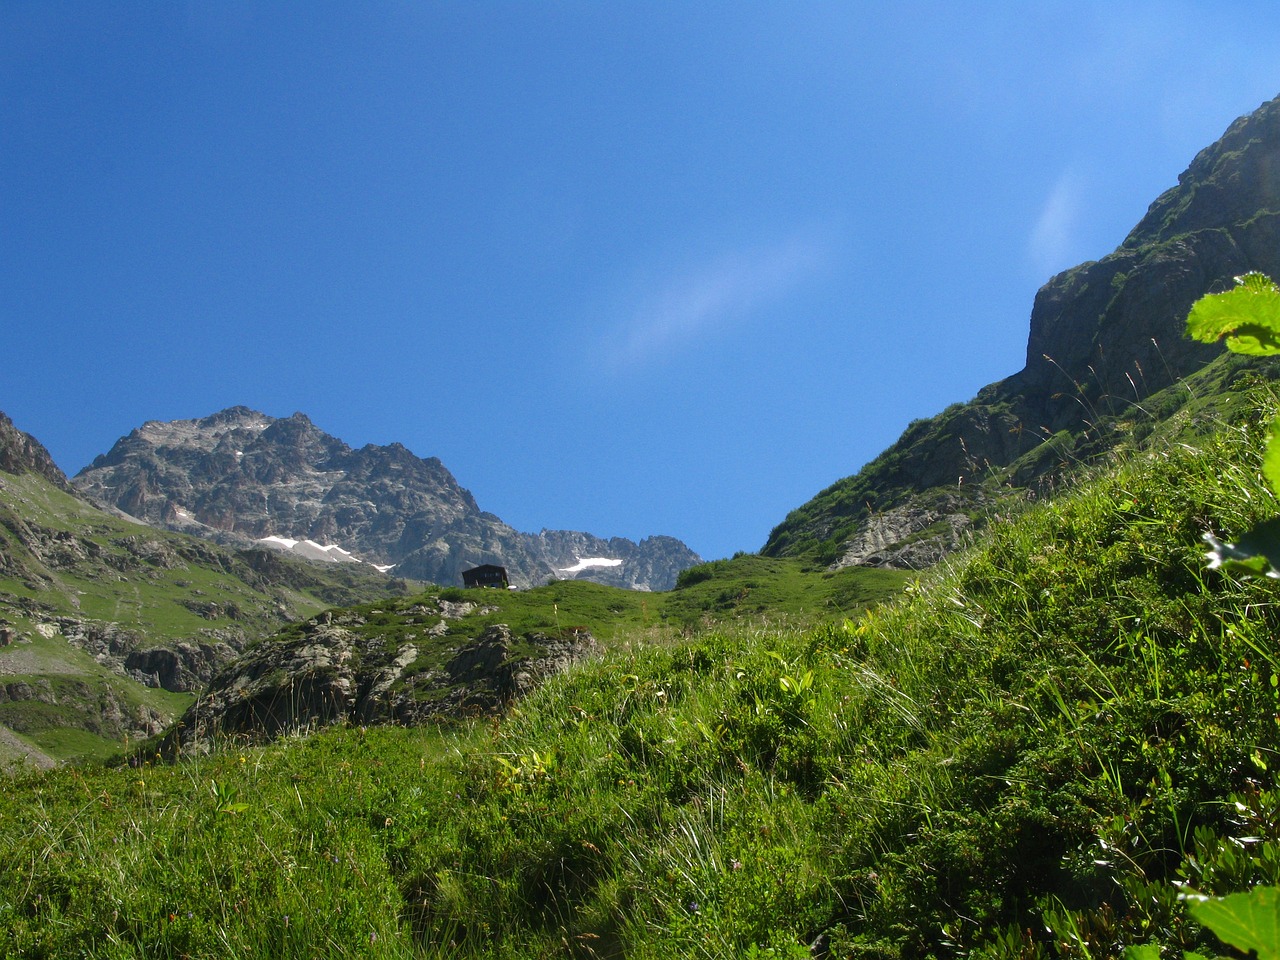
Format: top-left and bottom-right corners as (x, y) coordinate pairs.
(1128, 97), (1280, 246)
(74, 408), (700, 589)
(766, 93), (1280, 563)
(0, 411), (72, 491)
(1012, 96), (1280, 425)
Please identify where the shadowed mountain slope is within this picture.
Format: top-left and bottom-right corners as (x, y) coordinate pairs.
(766, 93), (1280, 567)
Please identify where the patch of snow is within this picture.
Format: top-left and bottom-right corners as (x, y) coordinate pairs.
(372, 563), (396, 573)
(255, 534), (388, 570)
(559, 557), (624, 574)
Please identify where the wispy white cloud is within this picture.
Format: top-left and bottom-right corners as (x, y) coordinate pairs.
(1028, 170), (1083, 279)
(599, 230), (831, 369)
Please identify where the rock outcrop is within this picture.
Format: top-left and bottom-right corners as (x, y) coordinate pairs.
(0, 411), (73, 491)
(74, 407), (700, 589)
(766, 93), (1280, 567)
(0, 676), (167, 743)
(828, 492), (982, 571)
(42, 616), (247, 693)
(156, 601), (598, 757)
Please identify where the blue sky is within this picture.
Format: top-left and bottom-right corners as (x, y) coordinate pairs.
(3, 3), (1279, 563)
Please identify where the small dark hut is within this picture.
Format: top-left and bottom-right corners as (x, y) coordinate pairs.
(462, 564), (509, 589)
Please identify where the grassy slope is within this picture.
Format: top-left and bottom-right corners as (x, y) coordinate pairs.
(764, 351), (1279, 564)
(0, 470), (411, 763)
(307, 555), (908, 649)
(0, 459), (900, 765)
(5, 390), (1280, 957)
(163, 555), (908, 739)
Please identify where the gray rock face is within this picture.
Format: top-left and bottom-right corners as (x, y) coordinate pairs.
(766, 93), (1280, 567)
(74, 407), (700, 590)
(0, 411), (72, 491)
(28, 616), (248, 694)
(829, 494), (978, 571)
(157, 603), (597, 757)
(0, 676), (167, 742)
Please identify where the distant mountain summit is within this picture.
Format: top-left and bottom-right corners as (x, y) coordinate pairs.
(766, 93), (1280, 566)
(74, 407), (699, 589)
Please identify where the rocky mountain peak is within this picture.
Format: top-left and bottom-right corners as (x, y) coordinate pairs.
(143, 406), (275, 445)
(1126, 94), (1280, 247)
(197, 405), (272, 430)
(765, 93), (1280, 568)
(0, 411), (72, 491)
(73, 409), (700, 590)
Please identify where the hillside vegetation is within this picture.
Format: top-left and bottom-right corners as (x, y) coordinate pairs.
(0, 433), (903, 768)
(144, 553), (908, 756)
(317, 553), (908, 644)
(0, 467), (412, 765)
(766, 94), (1280, 569)
(765, 351), (1278, 565)
(5, 380), (1280, 957)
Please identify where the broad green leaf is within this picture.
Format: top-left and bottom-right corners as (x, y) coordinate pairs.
(1232, 518), (1280, 571)
(1187, 272), (1280, 355)
(1265, 414), (1280, 500)
(1123, 944), (1161, 960)
(1203, 518), (1280, 579)
(1189, 886), (1280, 960)
(1239, 271), (1278, 294)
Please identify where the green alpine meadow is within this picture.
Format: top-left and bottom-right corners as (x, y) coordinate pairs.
(10, 71), (1280, 960)
(7, 371), (1280, 957)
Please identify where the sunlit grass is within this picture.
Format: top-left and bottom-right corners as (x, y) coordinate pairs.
(8, 388), (1280, 956)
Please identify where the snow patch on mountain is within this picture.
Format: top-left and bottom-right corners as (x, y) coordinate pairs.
(559, 557), (624, 574)
(257, 535), (360, 565)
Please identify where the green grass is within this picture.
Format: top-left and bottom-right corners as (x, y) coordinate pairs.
(7, 388), (1280, 956)
(25, 726), (123, 763)
(665, 553), (908, 628)
(763, 350), (1280, 565)
(197, 557), (906, 737)
(0, 468), (414, 761)
(0, 471), (412, 643)
(0, 450), (900, 766)
(278, 556), (907, 654)
(231, 557), (907, 722)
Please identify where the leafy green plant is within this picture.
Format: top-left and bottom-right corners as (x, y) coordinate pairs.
(210, 778), (250, 815)
(1188, 272), (1280, 576)
(1188, 887), (1280, 960)
(1123, 273), (1280, 960)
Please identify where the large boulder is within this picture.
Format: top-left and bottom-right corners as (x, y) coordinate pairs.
(155, 601), (598, 758)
